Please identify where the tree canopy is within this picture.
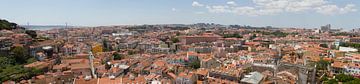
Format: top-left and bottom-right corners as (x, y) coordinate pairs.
(222, 33), (243, 38)
(113, 53), (123, 60)
(186, 59), (200, 69)
(0, 19), (20, 30)
(25, 30), (37, 38)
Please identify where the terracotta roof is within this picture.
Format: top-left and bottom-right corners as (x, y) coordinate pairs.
(332, 61), (345, 68)
(24, 61), (49, 69)
(196, 68), (209, 76)
(178, 72), (195, 79)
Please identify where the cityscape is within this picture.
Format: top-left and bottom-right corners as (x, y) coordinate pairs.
(1, 0), (360, 84)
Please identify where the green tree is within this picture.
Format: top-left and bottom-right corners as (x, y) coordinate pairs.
(187, 59), (200, 69)
(244, 67), (253, 73)
(0, 65), (42, 82)
(344, 78), (360, 84)
(25, 30), (37, 38)
(0, 57), (15, 68)
(223, 33), (243, 38)
(320, 44), (329, 48)
(336, 74), (354, 82)
(0, 19), (20, 30)
(113, 53), (122, 60)
(316, 58), (331, 70)
(10, 46), (30, 64)
(324, 79), (338, 84)
(272, 31), (288, 37)
(171, 37), (180, 43)
(250, 34), (257, 40)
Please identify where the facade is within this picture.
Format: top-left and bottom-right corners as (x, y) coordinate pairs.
(0, 37), (12, 51)
(180, 34), (221, 45)
(240, 72), (264, 84)
(350, 37), (360, 43)
(339, 47), (358, 52)
(200, 57), (220, 68)
(175, 72), (197, 84)
(344, 63), (360, 75)
(146, 47), (170, 54)
(321, 24), (331, 32)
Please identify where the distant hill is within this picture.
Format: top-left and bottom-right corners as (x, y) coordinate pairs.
(21, 25), (85, 30)
(0, 19), (24, 30)
(21, 25), (71, 30)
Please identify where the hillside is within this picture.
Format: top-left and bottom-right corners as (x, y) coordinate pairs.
(0, 19), (24, 30)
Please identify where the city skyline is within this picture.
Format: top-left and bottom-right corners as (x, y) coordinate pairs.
(1, 0), (360, 29)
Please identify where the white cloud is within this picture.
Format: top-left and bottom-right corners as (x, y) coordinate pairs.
(316, 4), (357, 15)
(195, 11), (205, 14)
(227, 1), (237, 6)
(172, 8), (177, 12)
(192, 1), (204, 7)
(195, 0), (357, 16)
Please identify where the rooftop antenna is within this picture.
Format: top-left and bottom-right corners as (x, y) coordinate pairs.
(65, 22), (69, 42)
(65, 22), (67, 28)
(25, 22), (30, 33)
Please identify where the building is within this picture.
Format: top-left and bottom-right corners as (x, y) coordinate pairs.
(189, 47), (213, 53)
(208, 67), (242, 82)
(240, 72), (264, 84)
(275, 71), (298, 84)
(146, 47), (170, 54)
(29, 40), (57, 57)
(180, 33), (221, 45)
(331, 61), (345, 74)
(339, 47), (358, 52)
(200, 57), (220, 68)
(350, 37), (360, 43)
(0, 37), (13, 52)
(176, 72), (197, 84)
(344, 63), (360, 75)
(321, 24), (331, 32)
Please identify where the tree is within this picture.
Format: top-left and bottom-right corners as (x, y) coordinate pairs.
(187, 59), (200, 69)
(0, 19), (20, 30)
(272, 31), (288, 37)
(345, 78), (360, 84)
(316, 58), (331, 70)
(0, 57), (15, 68)
(320, 44), (329, 48)
(336, 74), (354, 82)
(0, 65), (42, 82)
(223, 33), (243, 38)
(324, 79), (338, 84)
(250, 34), (257, 40)
(127, 50), (136, 55)
(25, 30), (37, 38)
(10, 46), (30, 64)
(113, 53), (122, 60)
(171, 37), (180, 43)
(309, 36), (320, 39)
(244, 67), (253, 73)
(92, 43), (103, 54)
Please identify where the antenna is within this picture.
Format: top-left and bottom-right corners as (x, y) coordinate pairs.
(65, 22), (69, 42)
(65, 22), (68, 29)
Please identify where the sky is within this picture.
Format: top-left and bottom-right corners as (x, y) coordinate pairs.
(0, 0), (359, 29)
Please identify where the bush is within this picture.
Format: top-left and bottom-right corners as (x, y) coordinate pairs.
(336, 74), (354, 82)
(113, 53), (122, 60)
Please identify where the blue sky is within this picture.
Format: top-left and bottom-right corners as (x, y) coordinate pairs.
(0, 0), (359, 29)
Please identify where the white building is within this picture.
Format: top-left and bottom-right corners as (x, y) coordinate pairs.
(339, 47), (358, 52)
